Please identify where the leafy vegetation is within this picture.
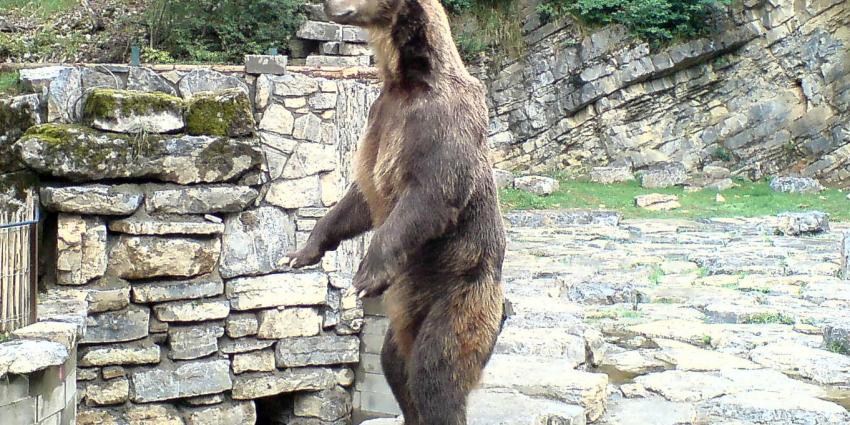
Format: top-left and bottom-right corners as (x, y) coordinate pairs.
(499, 177), (850, 221)
(0, 71), (21, 96)
(143, 0), (305, 63)
(538, 0), (730, 46)
(827, 340), (850, 355)
(446, 0), (525, 62)
(0, 0), (77, 18)
(741, 312), (795, 325)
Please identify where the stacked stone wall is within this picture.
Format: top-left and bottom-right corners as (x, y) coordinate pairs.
(3, 63), (380, 424)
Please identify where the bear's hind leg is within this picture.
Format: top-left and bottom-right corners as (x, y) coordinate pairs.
(381, 328), (422, 425)
(408, 285), (503, 425)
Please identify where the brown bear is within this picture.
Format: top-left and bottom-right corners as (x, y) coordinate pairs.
(285, 0), (505, 423)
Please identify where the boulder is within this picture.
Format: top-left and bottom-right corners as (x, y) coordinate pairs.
(637, 162), (687, 188)
(186, 89), (255, 137)
(131, 359), (232, 402)
(775, 211), (829, 236)
(178, 69), (249, 98)
(219, 207), (296, 278)
(635, 193), (681, 211)
(108, 235), (221, 279)
(126, 67), (178, 95)
(15, 124), (262, 184)
(19, 66), (70, 92)
(41, 184), (143, 215)
(769, 176), (824, 193)
(82, 89), (186, 134)
(590, 166), (634, 184)
(513, 176), (560, 196)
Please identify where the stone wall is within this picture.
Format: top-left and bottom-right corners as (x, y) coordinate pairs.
(481, 0), (850, 187)
(0, 291), (87, 425)
(3, 63), (380, 424)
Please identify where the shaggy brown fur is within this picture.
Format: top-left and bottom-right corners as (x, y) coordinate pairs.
(286, 0), (505, 423)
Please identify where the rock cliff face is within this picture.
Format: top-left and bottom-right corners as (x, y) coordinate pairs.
(480, 0), (850, 187)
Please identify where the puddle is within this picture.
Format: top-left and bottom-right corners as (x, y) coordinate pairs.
(592, 364), (641, 385)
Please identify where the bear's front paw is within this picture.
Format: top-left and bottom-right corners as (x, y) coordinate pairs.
(282, 242), (324, 269)
(352, 256), (391, 298)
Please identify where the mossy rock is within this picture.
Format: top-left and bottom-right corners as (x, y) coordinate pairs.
(0, 94), (42, 173)
(185, 89), (255, 137)
(13, 124), (262, 184)
(82, 89), (186, 134)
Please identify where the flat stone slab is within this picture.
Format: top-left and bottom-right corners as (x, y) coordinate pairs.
(468, 389), (586, 425)
(274, 335), (359, 367)
(219, 207), (296, 278)
(185, 89), (255, 137)
(153, 299), (230, 322)
(231, 368), (338, 400)
(131, 359), (232, 402)
(82, 88), (185, 134)
(145, 185), (258, 214)
(245, 55), (288, 75)
(0, 340), (68, 378)
(504, 210), (621, 227)
(108, 235), (220, 279)
(131, 274), (223, 303)
(79, 340), (161, 366)
(41, 184), (143, 215)
(109, 214), (224, 235)
(81, 305), (150, 344)
(15, 124), (262, 184)
(226, 272), (329, 310)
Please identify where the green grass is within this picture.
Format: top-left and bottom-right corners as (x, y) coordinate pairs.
(741, 312), (795, 325)
(0, 0), (77, 18)
(500, 178), (850, 221)
(0, 71), (20, 96)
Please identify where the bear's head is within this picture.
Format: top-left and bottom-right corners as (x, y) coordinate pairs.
(324, 0), (400, 27)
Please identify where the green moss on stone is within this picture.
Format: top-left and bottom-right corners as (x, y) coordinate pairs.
(185, 89), (254, 137)
(195, 136), (260, 178)
(82, 89), (185, 124)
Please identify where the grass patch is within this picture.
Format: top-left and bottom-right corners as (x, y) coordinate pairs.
(500, 178), (850, 221)
(648, 266), (665, 285)
(826, 340), (850, 355)
(742, 312), (795, 325)
(0, 0), (77, 18)
(701, 335), (713, 346)
(0, 71), (21, 96)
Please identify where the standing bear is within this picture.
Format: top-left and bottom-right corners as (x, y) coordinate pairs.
(286, 0), (506, 423)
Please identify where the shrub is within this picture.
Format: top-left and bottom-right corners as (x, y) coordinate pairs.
(539, 0), (730, 46)
(145, 0), (304, 63)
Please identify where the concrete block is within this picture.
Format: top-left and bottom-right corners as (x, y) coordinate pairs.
(0, 374), (29, 407)
(0, 396), (36, 424)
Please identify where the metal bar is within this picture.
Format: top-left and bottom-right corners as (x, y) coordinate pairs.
(28, 221), (37, 324)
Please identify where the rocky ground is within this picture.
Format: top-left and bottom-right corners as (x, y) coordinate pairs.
(364, 210), (850, 425)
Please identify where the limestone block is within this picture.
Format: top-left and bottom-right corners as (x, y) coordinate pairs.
(41, 184), (143, 215)
(108, 235), (221, 279)
(266, 175), (321, 209)
(178, 69), (249, 98)
(0, 340), (68, 378)
(231, 368), (337, 400)
(245, 55), (288, 75)
(79, 340), (161, 366)
(232, 350), (276, 374)
(153, 299), (230, 322)
(131, 274), (224, 303)
(109, 215), (224, 236)
(514, 176), (560, 196)
(275, 335), (359, 367)
(185, 401), (257, 425)
(226, 272), (329, 311)
(82, 89), (185, 134)
(186, 89), (255, 137)
(56, 215), (107, 286)
(294, 386), (351, 421)
(259, 104), (295, 135)
(126, 67), (178, 95)
(131, 359), (232, 403)
(226, 313), (259, 338)
(168, 323), (225, 360)
(145, 185), (258, 214)
(85, 377), (129, 406)
(219, 207), (296, 278)
(775, 211), (829, 236)
(635, 193), (681, 211)
(257, 308), (322, 339)
(769, 176), (824, 193)
(81, 305), (150, 344)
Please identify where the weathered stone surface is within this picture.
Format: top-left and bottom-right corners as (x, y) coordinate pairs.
(769, 176), (824, 193)
(127, 67), (178, 95)
(775, 211), (829, 236)
(297, 21), (341, 41)
(635, 193), (681, 211)
(231, 368), (337, 400)
(590, 166), (634, 184)
(178, 69), (250, 98)
(697, 391), (849, 424)
(257, 308), (322, 339)
(185, 401), (257, 425)
(637, 163), (687, 188)
(183, 394), (226, 406)
(227, 313), (259, 338)
(85, 377), (130, 406)
(41, 184), (143, 215)
(226, 272), (329, 310)
(492, 169), (514, 189)
(504, 210), (621, 227)
(82, 274), (131, 313)
(245, 55), (288, 75)
(168, 323), (225, 360)
(108, 235), (220, 279)
(79, 340), (161, 366)
(467, 389), (586, 425)
(82, 89), (186, 133)
(259, 104), (295, 135)
(823, 322), (850, 355)
(232, 349), (276, 374)
(56, 214), (107, 286)
(841, 231), (850, 279)
(513, 176), (560, 196)
(635, 370), (731, 402)
(132, 274), (224, 303)
(749, 342), (850, 385)
(266, 175), (321, 208)
(125, 404), (185, 425)
(306, 55), (371, 67)
(0, 340), (68, 378)
(282, 142), (336, 177)
(1, 94), (43, 170)
(219, 337), (275, 354)
(220, 207), (296, 278)
(82, 305), (150, 344)
(15, 125), (262, 184)
(153, 299), (230, 322)
(186, 89), (255, 137)
(131, 359), (232, 402)
(341, 26), (368, 42)
(19, 66), (69, 92)
(271, 73), (320, 96)
(481, 354), (608, 421)
(275, 335), (359, 367)
(294, 386), (351, 421)
(47, 67), (82, 123)
(110, 214), (224, 235)
(10, 321), (78, 350)
(146, 185), (258, 214)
